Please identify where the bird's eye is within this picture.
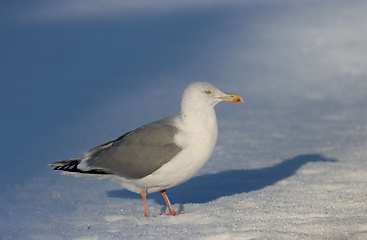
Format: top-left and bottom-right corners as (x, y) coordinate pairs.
(205, 90), (212, 95)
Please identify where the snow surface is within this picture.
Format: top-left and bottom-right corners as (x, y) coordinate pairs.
(1, 0), (367, 239)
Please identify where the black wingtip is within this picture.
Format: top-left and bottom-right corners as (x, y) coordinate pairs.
(50, 159), (112, 175)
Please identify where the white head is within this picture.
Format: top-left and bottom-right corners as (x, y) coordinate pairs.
(180, 82), (243, 114)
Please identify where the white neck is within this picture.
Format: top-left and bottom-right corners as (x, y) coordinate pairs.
(181, 107), (216, 127)
(179, 107), (219, 152)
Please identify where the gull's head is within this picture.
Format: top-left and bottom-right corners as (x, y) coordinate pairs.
(181, 82), (243, 113)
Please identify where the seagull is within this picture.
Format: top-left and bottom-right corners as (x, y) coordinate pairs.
(50, 82), (243, 217)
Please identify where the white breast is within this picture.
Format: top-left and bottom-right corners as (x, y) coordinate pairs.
(132, 109), (218, 194)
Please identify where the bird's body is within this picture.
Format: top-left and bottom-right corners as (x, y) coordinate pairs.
(50, 82), (243, 217)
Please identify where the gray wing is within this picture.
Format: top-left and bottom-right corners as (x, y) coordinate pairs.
(82, 117), (182, 179)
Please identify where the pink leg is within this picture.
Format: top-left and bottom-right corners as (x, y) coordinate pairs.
(160, 189), (182, 216)
(141, 188), (150, 217)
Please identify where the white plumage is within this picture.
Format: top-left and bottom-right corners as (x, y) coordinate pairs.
(50, 82), (243, 217)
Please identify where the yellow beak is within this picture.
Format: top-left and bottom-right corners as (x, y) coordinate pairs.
(219, 93), (244, 103)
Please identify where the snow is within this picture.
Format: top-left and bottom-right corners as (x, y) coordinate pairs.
(1, 0), (367, 239)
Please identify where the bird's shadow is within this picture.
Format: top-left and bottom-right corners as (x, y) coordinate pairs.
(107, 154), (337, 206)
